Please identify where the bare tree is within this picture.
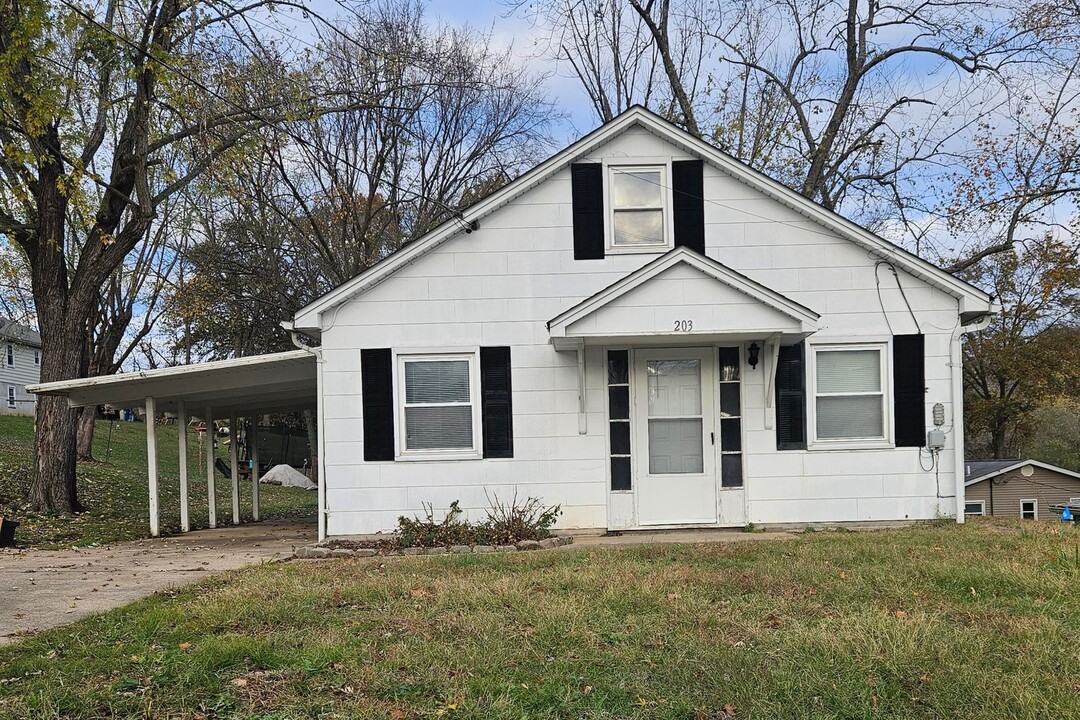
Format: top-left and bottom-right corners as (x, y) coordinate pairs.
(516, 0), (709, 125)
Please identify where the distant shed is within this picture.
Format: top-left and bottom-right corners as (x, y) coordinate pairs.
(964, 460), (1080, 520)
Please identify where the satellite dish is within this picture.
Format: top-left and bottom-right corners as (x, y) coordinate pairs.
(1021, 464), (1035, 478)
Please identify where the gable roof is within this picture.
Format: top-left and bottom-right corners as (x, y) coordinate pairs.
(548, 246), (818, 343)
(0, 318), (41, 348)
(290, 106), (993, 334)
(965, 459), (1080, 486)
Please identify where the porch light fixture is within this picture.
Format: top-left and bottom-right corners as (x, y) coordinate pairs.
(747, 342), (760, 369)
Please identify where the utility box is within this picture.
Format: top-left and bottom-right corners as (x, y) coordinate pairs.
(927, 429), (946, 450)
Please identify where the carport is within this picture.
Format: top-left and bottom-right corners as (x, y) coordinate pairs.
(27, 350), (319, 537)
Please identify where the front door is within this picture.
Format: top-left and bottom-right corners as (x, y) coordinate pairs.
(634, 348), (717, 525)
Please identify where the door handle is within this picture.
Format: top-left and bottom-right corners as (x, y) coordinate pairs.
(711, 432), (715, 446)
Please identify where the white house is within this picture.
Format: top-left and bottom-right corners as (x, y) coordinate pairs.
(0, 318), (41, 416)
(283, 106), (996, 536)
(30, 107), (997, 539)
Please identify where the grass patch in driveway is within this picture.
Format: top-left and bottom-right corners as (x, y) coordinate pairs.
(1, 520), (1079, 718)
(0, 415), (315, 548)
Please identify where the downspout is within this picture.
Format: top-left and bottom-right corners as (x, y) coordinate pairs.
(950, 309), (995, 523)
(289, 326), (327, 541)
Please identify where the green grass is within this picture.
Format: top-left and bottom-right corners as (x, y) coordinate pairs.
(1, 520), (1079, 718)
(0, 415), (316, 548)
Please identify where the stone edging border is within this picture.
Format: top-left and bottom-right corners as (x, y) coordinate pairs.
(294, 535), (574, 559)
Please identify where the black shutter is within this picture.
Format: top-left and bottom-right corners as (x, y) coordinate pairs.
(775, 342), (807, 450)
(672, 159), (705, 254)
(480, 346), (514, 458)
(571, 163), (604, 260)
(893, 334), (926, 447)
(361, 348), (394, 461)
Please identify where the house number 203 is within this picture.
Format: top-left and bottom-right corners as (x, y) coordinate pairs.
(673, 319), (693, 332)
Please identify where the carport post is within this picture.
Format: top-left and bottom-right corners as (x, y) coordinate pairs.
(177, 399), (189, 532)
(229, 412), (240, 524)
(250, 419), (260, 522)
(145, 396), (159, 537)
(206, 405), (217, 528)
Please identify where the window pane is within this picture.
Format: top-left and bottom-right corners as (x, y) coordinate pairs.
(718, 347), (740, 381)
(720, 418), (741, 452)
(608, 385), (630, 420)
(964, 502), (983, 515)
(816, 395), (884, 439)
(647, 360), (701, 417)
(816, 350), (881, 393)
(610, 421), (631, 455)
(648, 418), (703, 474)
(721, 454), (743, 488)
(607, 350), (628, 384)
(611, 170), (662, 207)
(611, 457), (632, 491)
(405, 360), (470, 403)
(405, 406), (473, 450)
(719, 384), (741, 417)
(613, 209), (664, 245)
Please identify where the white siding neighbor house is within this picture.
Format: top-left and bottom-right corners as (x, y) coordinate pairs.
(284, 107), (997, 537)
(30, 107), (999, 540)
(0, 318), (41, 416)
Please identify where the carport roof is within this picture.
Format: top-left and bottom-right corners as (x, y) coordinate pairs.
(27, 350), (317, 416)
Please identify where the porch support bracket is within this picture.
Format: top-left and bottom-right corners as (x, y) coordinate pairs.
(763, 333), (781, 430)
(552, 336), (587, 435)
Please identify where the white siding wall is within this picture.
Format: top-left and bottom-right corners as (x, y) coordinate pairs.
(0, 341), (40, 416)
(320, 125), (962, 535)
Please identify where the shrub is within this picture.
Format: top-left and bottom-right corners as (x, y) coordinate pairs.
(479, 491), (561, 546)
(395, 495), (562, 548)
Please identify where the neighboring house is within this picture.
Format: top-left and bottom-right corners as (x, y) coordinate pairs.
(30, 107), (999, 540)
(964, 460), (1080, 520)
(0, 318), (41, 416)
(284, 106), (996, 537)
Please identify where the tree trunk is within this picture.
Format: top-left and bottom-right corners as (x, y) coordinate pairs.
(303, 409), (318, 483)
(76, 407), (97, 461)
(991, 424), (1007, 459)
(29, 304), (88, 513)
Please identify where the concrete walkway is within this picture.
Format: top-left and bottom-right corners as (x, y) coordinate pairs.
(0, 518), (314, 646)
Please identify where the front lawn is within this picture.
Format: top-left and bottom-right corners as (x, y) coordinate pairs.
(1, 520), (1078, 718)
(0, 415), (316, 548)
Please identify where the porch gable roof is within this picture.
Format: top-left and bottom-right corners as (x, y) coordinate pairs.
(547, 247), (819, 346)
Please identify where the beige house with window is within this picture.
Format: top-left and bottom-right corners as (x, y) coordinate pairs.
(964, 460), (1080, 520)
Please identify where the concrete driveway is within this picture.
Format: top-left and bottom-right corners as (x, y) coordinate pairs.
(0, 518), (314, 645)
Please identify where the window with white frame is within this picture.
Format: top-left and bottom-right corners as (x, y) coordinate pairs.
(811, 344), (887, 443)
(609, 165), (668, 249)
(33, 349), (39, 365)
(964, 500), (985, 516)
(6, 385), (15, 409)
(398, 354), (478, 454)
(5, 344), (12, 366)
(1020, 499), (1038, 520)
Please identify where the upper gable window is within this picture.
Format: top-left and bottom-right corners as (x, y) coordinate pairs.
(609, 165), (670, 250)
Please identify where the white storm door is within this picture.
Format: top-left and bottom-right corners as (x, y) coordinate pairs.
(634, 348), (717, 525)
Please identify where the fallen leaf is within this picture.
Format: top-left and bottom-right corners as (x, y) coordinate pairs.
(233, 678), (248, 687)
(583, 685), (592, 695)
(667, 592), (680, 601)
(894, 610), (906, 619)
(723, 703), (737, 717)
(178, 642), (191, 650)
